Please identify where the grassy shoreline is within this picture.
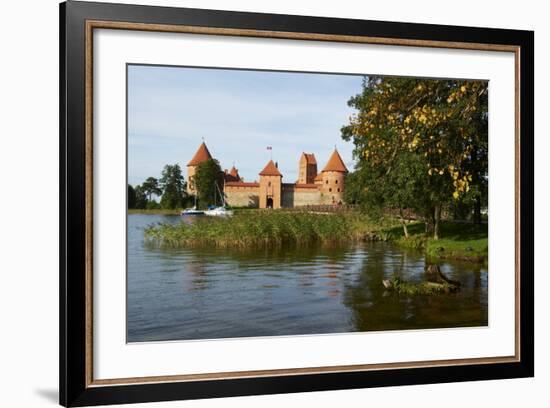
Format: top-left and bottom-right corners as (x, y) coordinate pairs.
(389, 221), (488, 263)
(128, 208), (181, 215)
(144, 211), (394, 249)
(141, 210), (487, 263)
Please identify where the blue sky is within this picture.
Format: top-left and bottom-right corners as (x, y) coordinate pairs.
(127, 65), (363, 186)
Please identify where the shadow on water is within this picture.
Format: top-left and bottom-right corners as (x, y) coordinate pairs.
(343, 248), (487, 333)
(127, 214), (488, 342)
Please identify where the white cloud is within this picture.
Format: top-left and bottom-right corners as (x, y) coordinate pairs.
(128, 65), (362, 185)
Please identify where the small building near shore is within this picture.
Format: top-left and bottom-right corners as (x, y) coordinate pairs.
(186, 142), (348, 209)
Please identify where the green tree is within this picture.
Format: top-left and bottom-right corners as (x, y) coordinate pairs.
(127, 184), (136, 209)
(346, 153), (429, 238)
(342, 76), (488, 239)
(159, 164), (187, 209)
(133, 185), (147, 209)
(343, 171), (371, 206)
(194, 159), (223, 208)
(141, 177), (162, 202)
(146, 200), (161, 210)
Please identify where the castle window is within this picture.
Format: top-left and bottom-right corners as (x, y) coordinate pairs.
(268, 181), (271, 187)
(329, 188), (332, 192)
(325, 180), (329, 184)
(337, 188), (340, 192)
(335, 180), (338, 184)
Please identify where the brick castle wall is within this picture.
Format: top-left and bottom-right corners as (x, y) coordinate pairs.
(282, 186), (322, 207)
(225, 185), (259, 207)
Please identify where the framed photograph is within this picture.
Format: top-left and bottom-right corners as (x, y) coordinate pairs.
(60, 1), (534, 406)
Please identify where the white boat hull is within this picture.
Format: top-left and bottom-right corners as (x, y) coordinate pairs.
(204, 207), (233, 217)
(181, 209), (204, 216)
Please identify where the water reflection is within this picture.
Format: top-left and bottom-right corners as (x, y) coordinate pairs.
(128, 214), (488, 342)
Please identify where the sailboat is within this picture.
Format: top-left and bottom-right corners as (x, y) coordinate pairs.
(181, 195), (204, 216)
(204, 182), (233, 217)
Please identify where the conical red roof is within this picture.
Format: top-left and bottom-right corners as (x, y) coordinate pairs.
(229, 166), (239, 177)
(321, 149), (348, 173)
(187, 142), (212, 166)
(259, 160), (282, 177)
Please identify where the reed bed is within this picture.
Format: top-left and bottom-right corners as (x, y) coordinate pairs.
(144, 210), (387, 249)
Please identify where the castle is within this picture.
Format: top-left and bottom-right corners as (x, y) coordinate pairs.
(186, 142), (348, 209)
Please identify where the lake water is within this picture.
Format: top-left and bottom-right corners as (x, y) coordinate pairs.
(127, 214), (488, 342)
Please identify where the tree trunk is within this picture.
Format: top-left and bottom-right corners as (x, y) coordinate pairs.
(433, 204), (441, 240)
(425, 264), (461, 287)
(425, 207), (435, 236)
(473, 195), (482, 224)
(399, 207), (409, 238)
(425, 218), (434, 236)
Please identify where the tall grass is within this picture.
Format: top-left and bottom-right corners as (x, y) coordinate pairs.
(144, 211), (389, 249)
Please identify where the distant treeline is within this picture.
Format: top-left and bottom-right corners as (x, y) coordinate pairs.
(128, 159), (224, 210)
(128, 164), (190, 210)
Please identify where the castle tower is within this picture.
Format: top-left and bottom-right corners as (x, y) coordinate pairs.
(223, 165), (242, 183)
(320, 149), (348, 204)
(229, 166), (240, 181)
(298, 153), (318, 184)
(258, 160), (282, 209)
(187, 142), (213, 195)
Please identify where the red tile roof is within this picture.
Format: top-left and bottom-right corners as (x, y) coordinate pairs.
(225, 181), (259, 187)
(321, 149), (348, 173)
(224, 166), (241, 182)
(259, 160), (282, 177)
(187, 142), (213, 166)
(302, 152), (317, 165)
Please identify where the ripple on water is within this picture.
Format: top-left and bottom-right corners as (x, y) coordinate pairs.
(127, 215), (488, 342)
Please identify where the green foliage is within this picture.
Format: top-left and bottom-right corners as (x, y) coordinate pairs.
(141, 177), (162, 201)
(133, 184), (148, 209)
(145, 211), (388, 249)
(159, 164), (187, 209)
(143, 207), (486, 262)
(386, 277), (458, 295)
(383, 221), (487, 263)
(342, 76), (489, 238)
(145, 200), (161, 210)
(128, 208), (181, 215)
(395, 234), (426, 251)
(193, 159), (223, 209)
(127, 184), (136, 209)
(424, 222), (488, 263)
(353, 152), (430, 217)
(342, 171), (364, 205)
